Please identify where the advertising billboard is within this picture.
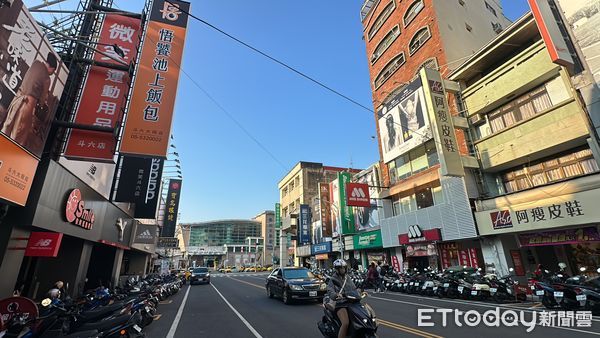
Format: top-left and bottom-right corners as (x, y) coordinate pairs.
(64, 14), (142, 161)
(0, 0), (68, 205)
(299, 204), (311, 245)
(337, 172), (355, 235)
(377, 77), (431, 164)
(113, 156), (164, 218)
(318, 183), (332, 237)
(330, 178), (340, 237)
(120, 0), (190, 157)
(353, 166), (380, 231)
(162, 178), (182, 237)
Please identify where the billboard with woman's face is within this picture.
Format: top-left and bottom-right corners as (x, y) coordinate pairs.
(377, 77), (432, 163)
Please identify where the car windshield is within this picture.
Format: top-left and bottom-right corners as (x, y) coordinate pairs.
(193, 268), (208, 273)
(283, 269), (314, 279)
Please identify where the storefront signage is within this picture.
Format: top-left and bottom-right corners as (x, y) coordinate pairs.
(0, 135), (38, 206)
(157, 237), (178, 248)
(345, 183), (371, 207)
(353, 230), (383, 249)
(296, 245), (311, 257)
(275, 203), (281, 230)
(114, 156), (164, 218)
(65, 189), (95, 230)
(24, 232), (63, 257)
(421, 68), (464, 177)
(510, 250), (526, 276)
(162, 179), (182, 237)
(459, 249), (470, 266)
(311, 242), (332, 255)
(406, 244), (436, 257)
(518, 226), (600, 247)
(64, 14), (141, 161)
(315, 254), (329, 260)
(469, 248), (479, 268)
(475, 188), (600, 236)
(528, 0), (575, 69)
(391, 254), (401, 272)
(398, 226), (441, 244)
(338, 172), (355, 235)
(319, 183), (332, 237)
(120, 0), (190, 157)
(441, 249), (451, 269)
(299, 204), (311, 245)
(134, 222), (157, 244)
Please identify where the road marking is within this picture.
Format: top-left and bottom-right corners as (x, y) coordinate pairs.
(378, 319), (444, 338)
(153, 314), (162, 321)
(159, 300), (173, 305)
(370, 295), (444, 309)
(211, 283), (263, 338)
(228, 276), (264, 289)
(165, 285), (190, 338)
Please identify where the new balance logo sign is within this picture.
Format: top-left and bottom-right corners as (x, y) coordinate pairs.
(34, 239), (53, 247)
(351, 187), (366, 198)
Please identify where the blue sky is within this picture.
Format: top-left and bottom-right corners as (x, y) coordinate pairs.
(27, 0), (531, 222)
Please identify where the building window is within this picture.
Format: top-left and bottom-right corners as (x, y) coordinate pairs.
(413, 57), (438, 79)
(282, 186), (288, 197)
(404, 0), (425, 27)
(415, 187), (434, 209)
(368, 0), (396, 41)
(294, 176), (300, 188)
(458, 0), (465, 6)
(289, 180), (295, 191)
(392, 200), (401, 216)
(400, 195), (416, 214)
(488, 85), (553, 134)
(485, 1), (497, 17)
(295, 198), (301, 208)
(502, 148), (599, 194)
(465, 23), (472, 32)
(388, 140), (438, 184)
(374, 52), (405, 89)
(408, 26), (431, 55)
(371, 25), (401, 64)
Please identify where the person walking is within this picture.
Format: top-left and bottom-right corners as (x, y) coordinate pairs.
(367, 262), (379, 293)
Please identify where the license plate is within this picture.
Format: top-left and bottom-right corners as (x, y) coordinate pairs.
(409, 282), (414, 286)
(443, 283), (449, 288)
(404, 283), (408, 287)
(576, 295), (587, 301)
(536, 290), (544, 296)
(309, 291), (317, 297)
(422, 286), (427, 290)
(133, 325), (142, 333)
(458, 286), (464, 292)
(433, 287), (438, 291)
(471, 291), (478, 296)
(490, 288), (497, 293)
(554, 291), (564, 298)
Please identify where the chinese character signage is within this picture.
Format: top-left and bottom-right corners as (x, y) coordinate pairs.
(377, 76), (432, 164)
(299, 204), (311, 245)
(0, 0), (68, 205)
(113, 156), (164, 218)
(420, 68), (464, 177)
(337, 172), (355, 235)
(518, 227), (600, 247)
(275, 202), (281, 230)
(120, 0), (190, 157)
(157, 236), (178, 248)
(475, 187), (598, 236)
(318, 183), (332, 237)
(162, 178), (182, 237)
(510, 250), (526, 276)
(311, 242), (332, 255)
(64, 15), (142, 161)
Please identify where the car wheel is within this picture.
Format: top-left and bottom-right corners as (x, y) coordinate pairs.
(267, 285), (274, 298)
(283, 289), (291, 304)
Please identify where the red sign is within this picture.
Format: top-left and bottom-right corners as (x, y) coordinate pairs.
(345, 183), (371, 207)
(65, 189), (95, 229)
(398, 228), (441, 245)
(458, 250), (470, 267)
(441, 249), (451, 269)
(510, 250), (526, 276)
(490, 210), (513, 229)
(391, 255), (401, 272)
(0, 297), (39, 331)
(468, 248), (479, 268)
(64, 15), (142, 161)
(24, 232), (63, 257)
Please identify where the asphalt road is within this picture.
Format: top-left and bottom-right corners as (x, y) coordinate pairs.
(146, 272), (600, 337)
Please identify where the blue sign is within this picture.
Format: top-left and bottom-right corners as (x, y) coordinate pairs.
(299, 204), (311, 245)
(311, 241), (332, 255)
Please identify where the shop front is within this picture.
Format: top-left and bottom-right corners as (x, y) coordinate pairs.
(295, 245), (312, 268)
(475, 177), (600, 278)
(398, 226), (441, 270)
(353, 230), (384, 269)
(311, 241), (332, 268)
(0, 160), (135, 298)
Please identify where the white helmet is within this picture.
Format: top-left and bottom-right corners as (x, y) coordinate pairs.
(333, 259), (347, 268)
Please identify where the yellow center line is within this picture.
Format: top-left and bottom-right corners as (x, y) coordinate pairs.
(226, 276), (443, 337)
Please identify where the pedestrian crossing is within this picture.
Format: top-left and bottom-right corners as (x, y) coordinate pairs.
(212, 272), (270, 278)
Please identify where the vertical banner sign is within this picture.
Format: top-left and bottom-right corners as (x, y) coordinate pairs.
(420, 68), (464, 177)
(338, 172), (355, 235)
(0, 0), (68, 205)
(458, 249), (470, 267)
(275, 203), (281, 230)
(468, 248), (479, 268)
(441, 249), (451, 269)
(319, 183), (332, 237)
(299, 204), (311, 245)
(510, 250), (526, 276)
(64, 15), (142, 161)
(162, 178), (182, 237)
(120, 0), (190, 157)
(114, 156), (164, 218)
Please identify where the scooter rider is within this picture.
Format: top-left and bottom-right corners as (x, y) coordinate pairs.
(327, 259), (359, 338)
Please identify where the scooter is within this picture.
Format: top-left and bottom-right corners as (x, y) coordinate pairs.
(317, 290), (378, 338)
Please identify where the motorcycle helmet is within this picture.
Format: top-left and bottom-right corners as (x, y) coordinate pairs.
(333, 259), (348, 275)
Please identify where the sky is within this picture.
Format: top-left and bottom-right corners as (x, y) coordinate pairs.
(26, 0), (531, 222)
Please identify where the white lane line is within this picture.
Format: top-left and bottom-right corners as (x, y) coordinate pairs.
(165, 285), (191, 338)
(211, 283), (263, 338)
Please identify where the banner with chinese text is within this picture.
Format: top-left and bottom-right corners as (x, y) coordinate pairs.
(113, 156), (164, 218)
(64, 15), (141, 161)
(162, 178), (182, 237)
(120, 0), (190, 157)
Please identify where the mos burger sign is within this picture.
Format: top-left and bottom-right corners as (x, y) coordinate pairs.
(346, 183), (370, 207)
(65, 189), (95, 230)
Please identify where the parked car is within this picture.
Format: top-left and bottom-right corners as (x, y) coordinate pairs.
(265, 267), (327, 304)
(190, 267), (211, 285)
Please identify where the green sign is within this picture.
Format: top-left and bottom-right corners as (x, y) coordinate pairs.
(338, 172), (355, 235)
(275, 203), (281, 230)
(353, 230), (382, 249)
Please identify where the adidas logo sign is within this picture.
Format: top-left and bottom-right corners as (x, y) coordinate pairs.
(137, 229), (153, 240)
(351, 187), (366, 198)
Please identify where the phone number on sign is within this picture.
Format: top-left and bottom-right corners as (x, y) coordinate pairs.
(4, 176), (26, 190)
(131, 134), (162, 142)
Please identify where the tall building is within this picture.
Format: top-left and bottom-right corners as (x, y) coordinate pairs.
(360, 0), (512, 271)
(253, 210), (278, 266)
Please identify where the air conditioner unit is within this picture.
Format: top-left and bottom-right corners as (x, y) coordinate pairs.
(469, 113), (483, 125)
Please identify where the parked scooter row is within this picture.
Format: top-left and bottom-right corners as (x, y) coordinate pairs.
(0, 274), (185, 338)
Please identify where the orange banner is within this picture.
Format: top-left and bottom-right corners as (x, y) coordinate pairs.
(0, 134), (39, 206)
(119, 0), (189, 157)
